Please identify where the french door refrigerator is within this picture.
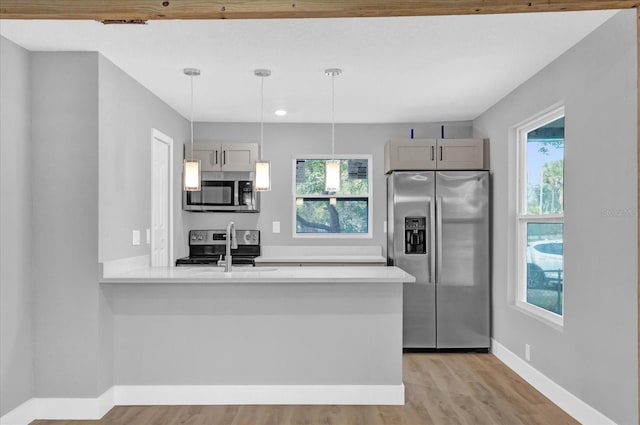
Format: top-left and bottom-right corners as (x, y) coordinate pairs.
(387, 171), (490, 349)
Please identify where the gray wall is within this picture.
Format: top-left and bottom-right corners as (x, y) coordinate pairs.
(473, 10), (637, 424)
(187, 122), (472, 255)
(0, 37), (34, 416)
(31, 52), (103, 398)
(98, 55), (189, 263)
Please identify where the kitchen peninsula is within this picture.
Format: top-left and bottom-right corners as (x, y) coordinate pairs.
(99, 262), (414, 405)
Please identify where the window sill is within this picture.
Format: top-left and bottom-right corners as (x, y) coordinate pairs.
(512, 300), (564, 331)
(293, 232), (373, 239)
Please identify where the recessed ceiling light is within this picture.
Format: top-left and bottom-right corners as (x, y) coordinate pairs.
(275, 109), (287, 117)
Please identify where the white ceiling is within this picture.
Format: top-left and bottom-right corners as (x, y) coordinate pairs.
(0, 10), (616, 123)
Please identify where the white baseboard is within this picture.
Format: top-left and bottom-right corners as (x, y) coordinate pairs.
(114, 384), (404, 406)
(491, 338), (616, 425)
(0, 384), (403, 423)
(0, 398), (37, 425)
(0, 388), (113, 425)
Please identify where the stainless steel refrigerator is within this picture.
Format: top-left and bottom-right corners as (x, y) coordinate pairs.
(387, 171), (490, 349)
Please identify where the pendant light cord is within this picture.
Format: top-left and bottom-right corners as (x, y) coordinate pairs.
(190, 74), (194, 160)
(331, 73), (335, 160)
(260, 75), (265, 160)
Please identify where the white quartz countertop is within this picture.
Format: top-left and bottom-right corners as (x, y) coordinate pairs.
(254, 245), (386, 264)
(100, 264), (415, 284)
(254, 256), (386, 264)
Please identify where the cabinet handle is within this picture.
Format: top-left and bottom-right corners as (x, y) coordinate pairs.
(439, 146), (443, 161)
(223, 151), (226, 165)
(431, 146), (435, 161)
(215, 150), (218, 165)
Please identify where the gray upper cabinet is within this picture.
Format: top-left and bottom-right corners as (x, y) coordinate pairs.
(384, 139), (437, 172)
(186, 142), (259, 172)
(437, 139), (485, 170)
(191, 143), (219, 171)
(220, 143), (259, 171)
(385, 138), (487, 173)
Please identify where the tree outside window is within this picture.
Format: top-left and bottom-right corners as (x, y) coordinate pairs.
(293, 156), (371, 237)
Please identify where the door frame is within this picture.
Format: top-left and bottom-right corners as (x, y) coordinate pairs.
(151, 128), (174, 266)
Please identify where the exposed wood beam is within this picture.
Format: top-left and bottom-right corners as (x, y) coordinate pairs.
(0, 0), (639, 20)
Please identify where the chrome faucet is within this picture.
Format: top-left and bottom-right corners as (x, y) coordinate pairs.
(219, 220), (237, 272)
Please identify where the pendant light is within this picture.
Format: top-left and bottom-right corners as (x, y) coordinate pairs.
(254, 69), (271, 192)
(325, 68), (342, 193)
(183, 67), (201, 192)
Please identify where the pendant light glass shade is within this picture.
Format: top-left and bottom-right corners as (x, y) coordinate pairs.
(254, 160), (271, 192)
(324, 68), (342, 193)
(183, 67), (201, 192)
(254, 69), (272, 192)
(325, 160), (341, 193)
(183, 159), (201, 191)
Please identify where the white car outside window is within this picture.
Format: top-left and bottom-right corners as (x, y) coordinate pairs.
(526, 240), (563, 288)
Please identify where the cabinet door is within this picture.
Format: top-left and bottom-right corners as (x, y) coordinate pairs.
(436, 139), (484, 170)
(384, 139), (437, 173)
(190, 142), (220, 171)
(221, 143), (259, 172)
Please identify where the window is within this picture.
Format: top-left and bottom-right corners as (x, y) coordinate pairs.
(516, 107), (564, 325)
(293, 156), (372, 238)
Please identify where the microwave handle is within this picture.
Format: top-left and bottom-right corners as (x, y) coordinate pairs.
(234, 180), (239, 206)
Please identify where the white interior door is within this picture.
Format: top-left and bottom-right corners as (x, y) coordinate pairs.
(151, 129), (173, 267)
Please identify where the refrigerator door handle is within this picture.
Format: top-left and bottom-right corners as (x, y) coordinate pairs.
(429, 197), (436, 283)
(436, 196), (443, 283)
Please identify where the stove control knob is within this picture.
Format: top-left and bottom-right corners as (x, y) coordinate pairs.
(198, 235), (203, 241)
(191, 235), (197, 240)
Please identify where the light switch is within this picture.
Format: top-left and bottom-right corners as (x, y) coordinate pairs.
(146, 229), (151, 244)
(272, 221), (281, 233)
(132, 230), (141, 246)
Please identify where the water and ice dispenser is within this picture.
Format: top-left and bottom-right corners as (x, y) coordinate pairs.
(404, 217), (426, 254)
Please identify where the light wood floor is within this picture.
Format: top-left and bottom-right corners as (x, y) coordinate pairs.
(31, 353), (578, 425)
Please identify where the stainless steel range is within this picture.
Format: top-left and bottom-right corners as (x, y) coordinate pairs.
(175, 229), (260, 266)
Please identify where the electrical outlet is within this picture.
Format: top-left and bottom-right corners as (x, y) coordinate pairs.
(383, 220), (387, 233)
(146, 229), (151, 244)
(525, 344), (531, 362)
(273, 221), (281, 233)
(132, 230), (141, 246)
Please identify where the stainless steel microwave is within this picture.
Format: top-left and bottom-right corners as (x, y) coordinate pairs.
(183, 172), (260, 212)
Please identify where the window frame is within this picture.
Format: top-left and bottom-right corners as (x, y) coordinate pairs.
(514, 105), (565, 327)
(291, 154), (373, 239)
